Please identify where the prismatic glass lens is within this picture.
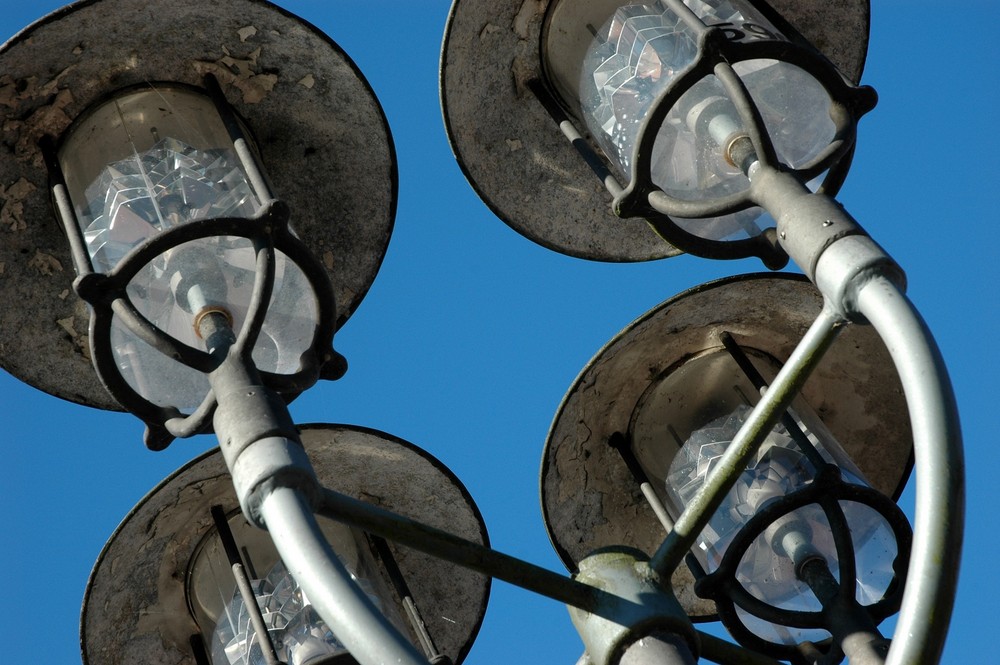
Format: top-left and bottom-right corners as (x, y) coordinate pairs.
(58, 85), (320, 411)
(574, 1), (835, 242)
(665, 404), (823, 568)
(59, 86), (262, 267)
(79, 135), (260, 272)
(630, 347), (899, 645)
(189, 514), (409, 665)
(580, 2), (699, 176)
(212, 559), (351, 665)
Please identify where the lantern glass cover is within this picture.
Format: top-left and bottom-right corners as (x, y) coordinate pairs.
(58, 86), (262, 265)
(188, 511), (409, 665)
(629, 347), (899, 645)
(106, 239), (318, 411)
(546, 0), (837, 242)
(57, 85), (320, 410)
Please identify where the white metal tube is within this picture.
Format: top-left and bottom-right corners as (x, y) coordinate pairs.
(855, 276), (963, 665)
(617, 632), (696, 665)
(259, 485), (428, 665)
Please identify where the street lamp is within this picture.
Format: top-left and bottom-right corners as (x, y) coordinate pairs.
(442, 1), (962, 664)
(0, 0), (396, 447)
(542, 274), (912, 663)
(0, 2), (437, 664)
(82, 424), (490, 665)
(0, 1), (962, 664)
(440, 0), (870, 265)
(46, 76), (352, 450)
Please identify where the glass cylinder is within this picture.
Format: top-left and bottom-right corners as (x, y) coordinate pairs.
(628, 347), (899, 645)
(58, 86), (263, 272)
(188, 511), (410, 665)
(56, 84), (320, 410)
(543, 0), (837, 242)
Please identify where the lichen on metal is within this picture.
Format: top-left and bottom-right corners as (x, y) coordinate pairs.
(192, 45), (279, 105)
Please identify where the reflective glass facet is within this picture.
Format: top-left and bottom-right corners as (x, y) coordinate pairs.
(666, 404), (823, 568)
(580, 2), (698, 175)
(79, 136), (260, 272)
(58, 86), (320, 411)
(630, 348), (899, 646)
(576, 1), (834, 242)
(190, 515), (409, 665)
(212, 560), (353, 665)
(664, 406), (898, 646)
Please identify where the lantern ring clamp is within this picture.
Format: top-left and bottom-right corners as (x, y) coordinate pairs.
(693, 467), (912, 662)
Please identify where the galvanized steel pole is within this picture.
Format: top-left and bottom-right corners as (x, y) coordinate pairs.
(855, 277), (963, 665)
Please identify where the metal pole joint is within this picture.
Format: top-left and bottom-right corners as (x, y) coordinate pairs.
(211, 350), (319, 527)
(749, 166), (906, 319)
(569, 548), (698, 665)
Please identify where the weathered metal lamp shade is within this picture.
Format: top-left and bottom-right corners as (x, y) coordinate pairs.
(441, 0), (872, 265)
(82, 424), (491, 665)
(541, 274), (912, 638)
(0, 0), (396, 436)
(632, 344), (911, 659)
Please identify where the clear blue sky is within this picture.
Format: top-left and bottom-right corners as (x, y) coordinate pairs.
(2, 1), (996, 663)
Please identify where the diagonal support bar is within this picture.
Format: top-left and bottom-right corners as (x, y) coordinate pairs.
(649, 306), (845, 577)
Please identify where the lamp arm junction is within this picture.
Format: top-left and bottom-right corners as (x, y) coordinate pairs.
(319, 485), (776, 665)
(748, 158), (963, 663)
(204, 316), (428, 665)
(751, 153), (963, 664)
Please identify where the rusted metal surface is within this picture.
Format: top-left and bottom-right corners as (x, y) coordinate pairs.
(541, 274), (911, 619)
(0, 0), (396, 410)
(81, 424), (490, 665)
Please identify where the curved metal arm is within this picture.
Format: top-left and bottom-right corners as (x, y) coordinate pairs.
(855, 276), (964, 665)
(260, 485), (429, 665)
